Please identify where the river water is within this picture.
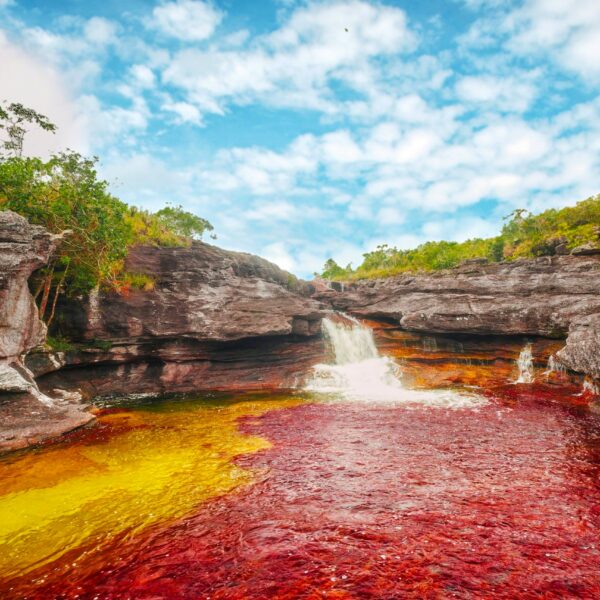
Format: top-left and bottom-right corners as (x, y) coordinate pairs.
(1, 318), (600, 598)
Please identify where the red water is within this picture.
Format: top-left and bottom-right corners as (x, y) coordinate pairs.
(20, 385), (600, 599)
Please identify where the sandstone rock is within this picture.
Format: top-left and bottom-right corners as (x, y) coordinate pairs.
(571, 243), (600, 256)
(32, 242), (326, 397)
(556, 315), (600, 380)
(0, 211), (94, 453)
(0, 210), (56, 360)
(0, 361), (34, 393)
(57, 243), (322, 343)
(317, 255), (600, 339)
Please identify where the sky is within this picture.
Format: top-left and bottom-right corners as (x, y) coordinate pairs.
(0, 0), (599, 277)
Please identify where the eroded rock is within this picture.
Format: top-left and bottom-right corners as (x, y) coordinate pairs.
(0, 211), (94, 452)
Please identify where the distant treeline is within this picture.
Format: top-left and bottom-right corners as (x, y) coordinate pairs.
(321, 194), (600, 280)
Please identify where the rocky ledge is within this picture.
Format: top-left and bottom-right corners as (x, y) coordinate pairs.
(315, 255), (600, 382)
(29, 242), (325, 399)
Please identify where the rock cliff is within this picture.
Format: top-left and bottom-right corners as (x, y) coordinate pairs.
(316, 256), (600, 380)
(0, 211), (93, 452)
(31, 242), (325, 398)
(557, 315), (600, 381)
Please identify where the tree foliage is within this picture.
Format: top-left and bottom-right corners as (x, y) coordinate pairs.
(155, 204), (214, 239)
(0, 101), (56, 158)
(0, 102), (214, 325)
(322, 194), (600, 280)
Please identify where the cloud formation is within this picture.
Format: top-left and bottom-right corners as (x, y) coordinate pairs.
(0, 0), (598, 276)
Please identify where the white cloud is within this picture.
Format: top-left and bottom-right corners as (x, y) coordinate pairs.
(162, 0), (416, 118)
(0, 31), (88, 156)
(261, 241), (296, 272)
(100, 153), (194, 209)
(455, 74), (537, 112)
(462, 0), (600, 82)
(130, 64), (155, 88)
(162, 100), (202, 124)
(151, 0), (223, 42)
(83, 17), (118, 45)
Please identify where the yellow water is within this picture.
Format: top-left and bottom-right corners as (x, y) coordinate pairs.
(0, 394), (302, 582)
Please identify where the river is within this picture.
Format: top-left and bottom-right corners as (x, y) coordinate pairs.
(1, 318), (599, 598)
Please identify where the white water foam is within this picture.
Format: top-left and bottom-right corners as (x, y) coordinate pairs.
(515, 343), (534, 384)
(304, 316), (485, 408)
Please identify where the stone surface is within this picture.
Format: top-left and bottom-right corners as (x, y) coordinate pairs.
(0, 210), (55, 361)
(0, 391), (94, 453)
(557, 314), (600, 380)
(0, 210), (94, 453)
(57, 243), (323, 343)
(317, 255), (600, 381)
(571, 243), (600, 256)
(317, 255), (600, 338)
(32, 242), (326, 397)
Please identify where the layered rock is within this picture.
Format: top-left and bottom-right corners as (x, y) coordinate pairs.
(557, 315), (600, 380)
(0, 211), (53, 366)
(33, 243), (325, 397)
(0, 211), (93, 452)
(57, 244), (322, 343)
(318, 256), (600, 337)
(317, 255), (600, 381)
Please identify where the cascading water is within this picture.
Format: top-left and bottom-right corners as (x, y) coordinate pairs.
(544, 355), (567, 379)
(515, 343), (534, 383)
(304, 315), (485, 408)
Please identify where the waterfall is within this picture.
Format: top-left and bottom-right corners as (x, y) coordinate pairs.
(515, 343), (534, 384)
(304, 315), (485, 408)
(581, 379), (600, 396)
(544, 355), (566, 378)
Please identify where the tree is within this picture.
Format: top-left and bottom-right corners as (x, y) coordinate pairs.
(155, 204), (214, 239)
(0, 101), (56, 158)
(321, 258), (351, 279)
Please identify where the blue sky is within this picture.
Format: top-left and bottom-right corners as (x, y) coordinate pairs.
(1, 0), (599, 276)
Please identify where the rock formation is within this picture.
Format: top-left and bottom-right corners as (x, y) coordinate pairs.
(30, 242), (325, 398)
(315, 255), (600, 381)
(0, 211), (93, 452)
(557, 315), (600, 380)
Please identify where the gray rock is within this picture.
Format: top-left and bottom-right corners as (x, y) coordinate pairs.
(317, 255), (600, 338)
(0, 210), (57, 361)
(557, 315), (600, 380)
(0, 211), (94, 453)
(571, 243), (600, 256)
(58, 243), (323, 343)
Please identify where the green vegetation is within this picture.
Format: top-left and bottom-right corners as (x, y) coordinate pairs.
(46, 335), (76, 353)
(154, 204), (214, 240)
(0, 101), (213, 325)
(321, 195), (600, 280)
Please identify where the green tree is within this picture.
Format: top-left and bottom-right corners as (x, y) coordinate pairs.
(0, 101), (215, 325)
(155, 204), (214, 239)
(0, 101), (56, 158)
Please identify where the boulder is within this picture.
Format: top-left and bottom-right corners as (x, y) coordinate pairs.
(571, 243), (600, 256)
(557, 315), (600, 380)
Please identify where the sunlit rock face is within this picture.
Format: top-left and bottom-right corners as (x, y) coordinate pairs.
(0, 211), (54, 363)
(32, 243), (326, 397)
(0, 211), (94, 453)
(58, 243), (323, 342)
(317, 256), (600, 382)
